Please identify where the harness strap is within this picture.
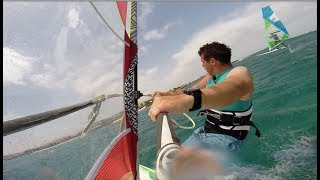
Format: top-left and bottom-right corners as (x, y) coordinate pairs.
(201, 103), (253, 117)
(198, 105), (261, 138)
(249, 121), (261, 137)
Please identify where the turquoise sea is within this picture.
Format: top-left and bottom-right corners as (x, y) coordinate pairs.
(3, 31), (317, 179)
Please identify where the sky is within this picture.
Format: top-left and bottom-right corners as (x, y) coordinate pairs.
(3, 1), (317, 154)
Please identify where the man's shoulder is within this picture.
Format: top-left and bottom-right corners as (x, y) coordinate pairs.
(231, 66), (251, 74)
(228, 66), (254, 96)
(227, 66), (253, 80)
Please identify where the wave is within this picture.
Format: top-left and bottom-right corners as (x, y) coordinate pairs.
(224, 136), (317, 179)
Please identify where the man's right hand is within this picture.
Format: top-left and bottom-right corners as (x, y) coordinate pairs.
(148, 94), (194, 121)
(151, 91), (165, 98)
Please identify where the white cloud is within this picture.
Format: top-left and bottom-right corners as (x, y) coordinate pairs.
(67, 8), (80, 29)
(138, 66), (160, 95)
(139, 44), (151, 57)
(4, 2), (48, 12)
(76, 19), (91, 42)
(143, 21), (181, 41)
(145, 67), (158, 76)
(70, 59), (123, 96)
(3, 47), (37, 85)
(144, 29), (165, 41)
(137, 2), (155, 58)
(53, 8), (82, 75)
(138, 2), (155, 29)
(29, 64), (56, 89)
(54, 26), (70, 75)
(28, 54), (123, 97)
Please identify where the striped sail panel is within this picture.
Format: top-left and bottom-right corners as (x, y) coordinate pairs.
(85, 129), (133, 179)
(116, 2), (128, 27)
(95, 130), (134, 179)
(262, 5), (290, 50)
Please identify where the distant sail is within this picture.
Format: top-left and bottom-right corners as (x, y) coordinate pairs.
(262, 5), (290, 50)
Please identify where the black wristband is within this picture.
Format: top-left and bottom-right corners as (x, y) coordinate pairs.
(183, 88), (202, 111)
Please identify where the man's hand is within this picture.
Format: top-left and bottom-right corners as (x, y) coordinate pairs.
(150, 91), (165, 98)
(148, 94), (194, 121)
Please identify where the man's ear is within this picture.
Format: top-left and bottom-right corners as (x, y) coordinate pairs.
(210, 57), (217, 65)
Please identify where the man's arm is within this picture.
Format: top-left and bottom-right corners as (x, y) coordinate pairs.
(149, 66), (253, 121)
(201, 66), (254, 109)
(151, 88), (184, 97)
(192, 73), (211, 89)
(152, 74), (210, 97)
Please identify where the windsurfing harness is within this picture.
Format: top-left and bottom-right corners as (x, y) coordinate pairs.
(198, 103), (261, 140)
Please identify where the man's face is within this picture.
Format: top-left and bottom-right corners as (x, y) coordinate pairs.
(200, 54), (214, 75)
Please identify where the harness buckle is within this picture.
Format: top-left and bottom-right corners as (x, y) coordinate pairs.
(198, 110), (221, 121)
(232, 116), (242, 125)
(211, 113), (221, 120)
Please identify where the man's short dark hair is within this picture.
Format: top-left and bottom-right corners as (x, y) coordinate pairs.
(198, 42), (232, 64)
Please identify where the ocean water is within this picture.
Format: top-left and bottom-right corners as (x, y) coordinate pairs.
(3, 31), (317, 179)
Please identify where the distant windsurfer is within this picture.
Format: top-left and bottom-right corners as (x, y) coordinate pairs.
(148, 41), (261, 151)
(270, 32), (287, 49)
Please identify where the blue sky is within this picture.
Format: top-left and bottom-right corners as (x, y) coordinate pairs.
(3, 2), (317, 154)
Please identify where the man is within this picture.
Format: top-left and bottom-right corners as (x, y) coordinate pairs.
(149, 42), (260, 149)
(270, 32), (287, 49)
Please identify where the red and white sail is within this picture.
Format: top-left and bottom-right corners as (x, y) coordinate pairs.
(86, 2), (138, 179)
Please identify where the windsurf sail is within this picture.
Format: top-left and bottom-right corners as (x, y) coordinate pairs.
(262, 5), (290, 50)
(85, 1), (139, 179)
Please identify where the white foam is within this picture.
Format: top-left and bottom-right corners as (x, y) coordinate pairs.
(223, 136), (317, 179)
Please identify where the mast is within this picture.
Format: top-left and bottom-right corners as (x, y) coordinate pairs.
(131, 1), (138, 126)
(156, 113), (181, 179)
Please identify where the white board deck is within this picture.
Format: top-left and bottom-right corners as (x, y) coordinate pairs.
(256, 46), (286, 56)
